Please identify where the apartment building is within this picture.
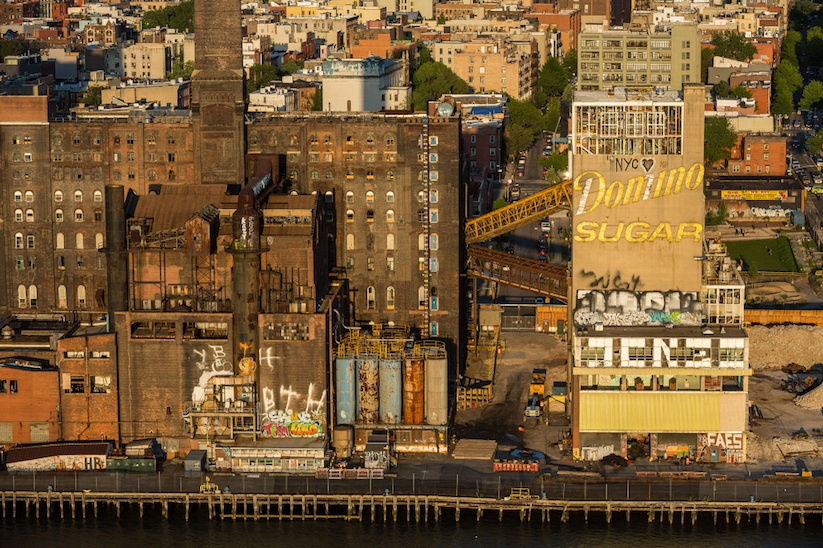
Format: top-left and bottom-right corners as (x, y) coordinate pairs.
(578, 24), (700, 91)
(449, 40), (535, 99)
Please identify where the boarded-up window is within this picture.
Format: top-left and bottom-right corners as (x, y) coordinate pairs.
(30, 422), (49, 443)
(0, 422), (12, 442)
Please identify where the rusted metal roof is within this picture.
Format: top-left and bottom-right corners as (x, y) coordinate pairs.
(6, 442), (112, 463)
(132, 186), (235, 234)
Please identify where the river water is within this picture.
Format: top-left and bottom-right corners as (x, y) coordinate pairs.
(4, 512), (822, 547)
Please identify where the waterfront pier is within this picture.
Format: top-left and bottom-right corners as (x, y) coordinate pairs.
(2, 491), (822, 525)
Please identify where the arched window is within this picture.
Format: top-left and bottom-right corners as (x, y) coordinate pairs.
(386, 286), (396, 310)
(366, 191), (374, 202)
(54, 190), (63, 202)
(387, 169), (395, 180)
(386, 134), (395, 146)
(57, 285), (67, 308)
(25, 209), (34, 222)
(56, 233), (64, 249)
(346, 169), (354, 179)
(93, 190), (102, 202)
(325, 170), (334, 180)
(14, 233), (23, 249)
(418, 234), (427, 250)
(28, 285), (37, 307)
(366, 170), (374, 180)
(345, 191), (354, 203)
(310, 134), (318, 145)
(346, 209), (354, 222)
(55, 209), (64, 223)
(77, 285), (87, 307)
(366, 286), (375, 310)
(386, 191), (395, 202)
(74, 190), (83, 202)
(75, 209), (83, 222)
(346, 233), (355, 250)
(18, 285), (27, 308)
(168, 170), (176, 181)
(385, 209), (395, 223)
(24, 191), (33, 202)
(430, 234), (439, 250)
(76, 233), (84, 249)
(324, 191), (334, 203)
(148, 170), (157, 181)
(417, 191), (426, 203)
(366, 210), (374, 222)
(324, 135), (332, 145)
(386, 233), (395, 250)
(14, 209), (23, 222)
(96, 233), (104, 249)
(14, 191), (22, 202)
(418, 286), (426, 309)
(310, 170), (319, 180)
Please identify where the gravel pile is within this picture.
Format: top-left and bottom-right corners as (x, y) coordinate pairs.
(748, 325), (823, 370)
(794, 382), (823, 410)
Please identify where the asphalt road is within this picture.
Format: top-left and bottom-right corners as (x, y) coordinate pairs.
(1, 464), (822, 504)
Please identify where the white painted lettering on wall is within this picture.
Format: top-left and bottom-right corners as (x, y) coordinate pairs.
(258, 347), (282, 370)
(706, 432), (743, 450)
(191, 345), (233, 403)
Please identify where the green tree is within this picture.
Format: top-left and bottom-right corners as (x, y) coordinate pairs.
(80, 86), (102, 106)
(166, 58), (194, 80)
(311, 87), (323, 111)
(539, 151), (568, 173)
(437, 13), (446, 25)
(792, 0), (817, 18)
(280, 59), (304, 76)
(713, 81), (751, 99)
(701, 47), (714, 83)
(410, 62), (468, 111)
(141, 0), (193, 31)
(800, 80), (823, 110)
(247, 63), (277, 94)
(505, 98), (546, 159)
(537, 57), (569, 98)
(0, 38), (25, 60)
(772, 60), (803, 114)
(562, 48), (577, 76)
(806, 132), (823, 155)
(806, 27), (823, 68)
(710, 31), (757, 62)
(704, 117), (737, 166)
(781, 29), (801, 67)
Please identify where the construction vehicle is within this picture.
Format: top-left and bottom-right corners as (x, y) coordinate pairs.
(524, 369), (546, 420)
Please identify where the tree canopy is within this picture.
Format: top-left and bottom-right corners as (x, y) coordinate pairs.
(247, 63), (277, 94)
(710, 31), (757, 62)
(713, 81), (751, 99)
(806, 132), (823, 156)
(166, 59), (194, 80)
(141, 0), (194, 32)
(411, 61), (469, 111)
(704, 117), (738, 166)
(0, 37), (44, 60)
(806, 27), (823, 68)
(781, 29), (801, 67)
(772, 60), (803, 115)
(799, 80), (823, 110)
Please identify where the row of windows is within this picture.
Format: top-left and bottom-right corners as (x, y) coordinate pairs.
(16, 190), (102, 204)
(343, 190), (439, 204)
(309, 169), (395, 180)
(62, 374), (111, 394)
(364, 286), (440, 311)
(17, 284), (88, 308)
(345, 233), (439, 251)
(345, 209), (439, 223)
(308, 134), (396, 147)
(54, 209), (103, 223)
(468, 134), (496, 144)
(54, 232), (105, 249)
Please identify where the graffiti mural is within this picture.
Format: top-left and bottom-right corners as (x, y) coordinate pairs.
(191, 344), (233, 403)
(259, 382), (327, 438)
(574, 289), (704, 326)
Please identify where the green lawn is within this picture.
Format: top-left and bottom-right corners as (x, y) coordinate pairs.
(724, 237), (799, 273)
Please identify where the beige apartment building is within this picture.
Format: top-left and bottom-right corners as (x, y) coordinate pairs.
(578, 24), (700, 91)
(438, 40), (534, 99)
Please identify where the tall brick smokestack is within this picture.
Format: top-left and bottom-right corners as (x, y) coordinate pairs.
(105, 184), (127, 331)
(192, 0), (245, 185)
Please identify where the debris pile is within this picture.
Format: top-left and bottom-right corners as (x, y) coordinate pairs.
(794, 382), (823, 410)
(749, 325), (823, 370)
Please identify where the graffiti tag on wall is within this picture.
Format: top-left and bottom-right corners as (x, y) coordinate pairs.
(191, 345), (233, 403)
(574, 289), (704, 326)
(259, 382), (327, 438)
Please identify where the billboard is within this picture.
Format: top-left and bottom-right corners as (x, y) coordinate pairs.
(720, 190), (788, 201)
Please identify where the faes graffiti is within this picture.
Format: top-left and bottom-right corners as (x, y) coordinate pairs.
(259, 383), (327, 438)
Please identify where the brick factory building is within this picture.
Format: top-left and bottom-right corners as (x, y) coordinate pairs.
(0, 0), (464, 465)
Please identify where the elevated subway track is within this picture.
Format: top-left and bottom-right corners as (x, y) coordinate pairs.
(464, 180), (573, 245)
(466, 245), (568, 302)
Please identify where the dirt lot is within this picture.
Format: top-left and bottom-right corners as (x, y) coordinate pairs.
(455, 331), (567, 455)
